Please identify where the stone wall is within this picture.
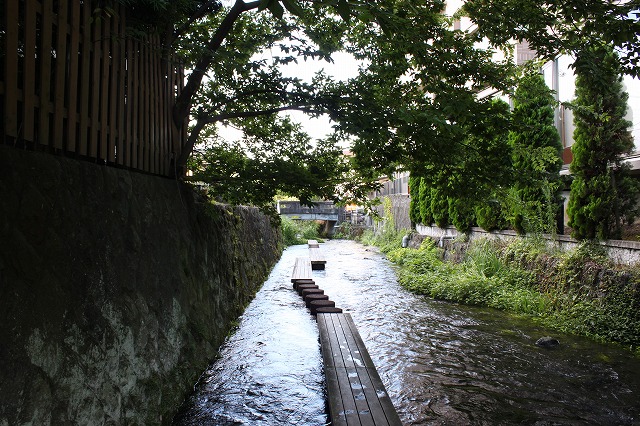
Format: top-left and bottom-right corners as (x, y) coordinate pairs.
(416, 225), (640, 265)
(0, 146), (281, 425)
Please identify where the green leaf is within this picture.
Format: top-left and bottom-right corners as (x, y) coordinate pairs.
(335, 0), (351, 21)
(269, 1), (285, 19)
(258, 0), (271, 12)
(282, 0), (305, 17)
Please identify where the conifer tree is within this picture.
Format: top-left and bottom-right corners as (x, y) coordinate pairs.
(508, 71), (563, 234)
(418, 177), (434, 226)
(408, 176), (422, 226)
(567, 45), (638, 240)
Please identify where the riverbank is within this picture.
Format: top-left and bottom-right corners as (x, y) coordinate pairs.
(360, 230), (640, 356)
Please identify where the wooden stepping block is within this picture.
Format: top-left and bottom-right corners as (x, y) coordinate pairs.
(309, 299), (336, 314)
(308, 239), (320, 248)
(293, 279), (315, 290)
(305, 294), (329, 308)
(315, 307), (343, 314)
(297, 284), (319, 295)
(301, 288), (325, 299)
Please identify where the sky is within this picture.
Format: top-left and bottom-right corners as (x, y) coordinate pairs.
(217, 51), (362, 142)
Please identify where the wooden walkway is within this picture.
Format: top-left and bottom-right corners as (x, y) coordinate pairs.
(291, 257), (312, 282)
(317, 313), (402, 426)
(309, 246), (326, 270)
(290, 243), (401, 424)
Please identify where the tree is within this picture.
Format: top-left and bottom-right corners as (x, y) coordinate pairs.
(463, 0), (640, 77)
(508, 70), (563, 235)
(119, 0), (516, 209)
(408, 176), (422, 226)
(418, 177), (433, 226)
(416, 98), (511, 233)
(567, 45), (638, 240)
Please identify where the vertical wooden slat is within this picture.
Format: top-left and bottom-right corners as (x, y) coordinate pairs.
(99, 14), (110, 162)
(159, 55), (168, 175)
(116, 10), (126, 166)
(169, 61), (179, 166)
(22, 0), (38, 142)
(39, 0), (54, 147)
(78, 1), (92, 156)
(151, 36), (159, 173)
(107, 14), (118, 163)
(89, 15), (101, 158)
(132, 39), (140, 169)
(4, 0), (20, 139)
(180, 65), (187, 152)
(99, 14), (110, 161)
(66, 0), (80, 152)
(142, 40), (149, 172)
(53, 0), (69, 150)
(125, 38), (134, 168)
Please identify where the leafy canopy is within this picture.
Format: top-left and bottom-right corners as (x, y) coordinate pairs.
(117, 0), (516, 210)
(463, 0), (640, 77)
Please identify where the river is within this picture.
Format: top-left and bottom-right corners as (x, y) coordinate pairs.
(174, 240), (640, 425)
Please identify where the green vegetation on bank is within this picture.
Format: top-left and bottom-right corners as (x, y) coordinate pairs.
(280, 216), (322, 246)
(361, 226), (640, 355)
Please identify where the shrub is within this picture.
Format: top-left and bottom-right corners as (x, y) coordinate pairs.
(280, 216), (321, 246)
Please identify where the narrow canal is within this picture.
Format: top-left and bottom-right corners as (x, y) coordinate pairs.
(174, 240), (640, 425)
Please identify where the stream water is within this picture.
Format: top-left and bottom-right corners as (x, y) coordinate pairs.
(174, 240), (640, 425)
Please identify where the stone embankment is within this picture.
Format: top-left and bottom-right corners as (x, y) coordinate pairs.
(0, 146), (281, 424)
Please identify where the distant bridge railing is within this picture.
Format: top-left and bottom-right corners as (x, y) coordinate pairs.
(277, 201), (345, 222)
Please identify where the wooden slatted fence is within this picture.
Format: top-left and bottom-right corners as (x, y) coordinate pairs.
(1, 0), (186, 176)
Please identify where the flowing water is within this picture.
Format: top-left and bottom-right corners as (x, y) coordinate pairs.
(174, 240), (640, 425)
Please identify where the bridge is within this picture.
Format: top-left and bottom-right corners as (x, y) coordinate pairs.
(277, 201), (343, 221)
(277, 201), (344, 234)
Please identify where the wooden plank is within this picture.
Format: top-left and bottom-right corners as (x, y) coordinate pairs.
(65, 0), (81, 152)
(152, 36), (160, 174)
(89, 15), (101, 157)
(4, 0), (19, 139)
(309, 246), (326, 270)
(316, 314), (337, 368)
(53, 0), (69, 150)
(144, 39), (151, 172)
(78, 1), (92, 156)
(22, 0), (38, 142)
(107, 13), (119, 163)
(132, 39), (140, 169)
(338, 313), (375, 368)
(125, 38), (135, 167)
(318, 313), (402, 426)
(99, 14), (111, 161)
(39, 0), (54, 146)
(116, 11), (126, 165)
(308, 239), (320, 248)
(291, 257), (312, 282)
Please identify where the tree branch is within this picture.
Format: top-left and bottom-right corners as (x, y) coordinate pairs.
(175, 104), (328, 172)
(171, 1), (224, 45)
(173, 0), (261, 128)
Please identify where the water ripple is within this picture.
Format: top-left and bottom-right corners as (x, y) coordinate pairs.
(175, 240), (640, 426)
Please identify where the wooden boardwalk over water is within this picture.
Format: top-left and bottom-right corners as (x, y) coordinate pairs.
(317, 313), (402, 426)
(291, 242), (401, 425)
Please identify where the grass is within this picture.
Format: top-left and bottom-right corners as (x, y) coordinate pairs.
(374, 236), (640, 356)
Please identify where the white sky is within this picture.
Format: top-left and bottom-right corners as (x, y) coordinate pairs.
(217, 51), (362, 142)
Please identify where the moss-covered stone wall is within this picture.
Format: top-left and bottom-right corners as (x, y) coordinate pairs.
(0, 146), (281, 424)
